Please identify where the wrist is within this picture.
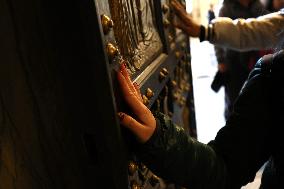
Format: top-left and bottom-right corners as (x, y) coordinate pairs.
(199, 24), (214, 42)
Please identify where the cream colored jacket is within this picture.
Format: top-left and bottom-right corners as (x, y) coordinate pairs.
(210, 10), (284, 51)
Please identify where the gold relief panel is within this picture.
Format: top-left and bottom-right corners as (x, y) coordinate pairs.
(108, 0), (163, 72)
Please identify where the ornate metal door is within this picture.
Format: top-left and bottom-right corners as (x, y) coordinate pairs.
(0, 0), (196, 188)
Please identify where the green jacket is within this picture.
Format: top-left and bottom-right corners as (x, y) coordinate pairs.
(136, 51), (284, 189)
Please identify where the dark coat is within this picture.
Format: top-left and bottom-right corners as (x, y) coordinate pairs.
(136, 51), (284, 189)
(214, 0), (268, 119)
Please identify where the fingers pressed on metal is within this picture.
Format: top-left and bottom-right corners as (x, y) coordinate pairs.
(118, 112), (142, 129)
(117, 112), (148, 143)
(120, 62), (141, 100)
(117, 71), (149, 119)
(133, 82), (143, 102)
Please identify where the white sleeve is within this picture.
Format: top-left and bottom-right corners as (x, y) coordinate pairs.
(209, 11), (284, 51)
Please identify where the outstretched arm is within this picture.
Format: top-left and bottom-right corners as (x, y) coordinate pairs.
(211, 12), (284, 51)
(117, 62), (228, 188)
(171, 0), (284, 51)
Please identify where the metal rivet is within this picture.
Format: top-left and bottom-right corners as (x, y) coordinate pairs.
(163, 19), (170, 28)
(171, 80), (177, 87)
(159, 72), (166, 81)
(142, 95), (149, 105)
(131, 182), (141, 189)
(162, 4), (169, 13)
(106, 43), (118, 59)
(101, 14), (114, 34)
(128, 161), (138, 176)
(168, 35), (173, 42)
(162, 68), (169, 75)
(146, 88), (154, 99)
(175, 51), (181, 59)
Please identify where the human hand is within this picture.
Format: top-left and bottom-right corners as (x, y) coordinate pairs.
(171, 0), (200, 37)
(117, 62), (156, 143)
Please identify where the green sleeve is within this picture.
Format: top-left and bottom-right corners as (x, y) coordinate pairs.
(136, 112), (228, 189)
(136, 57), (275, 189)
